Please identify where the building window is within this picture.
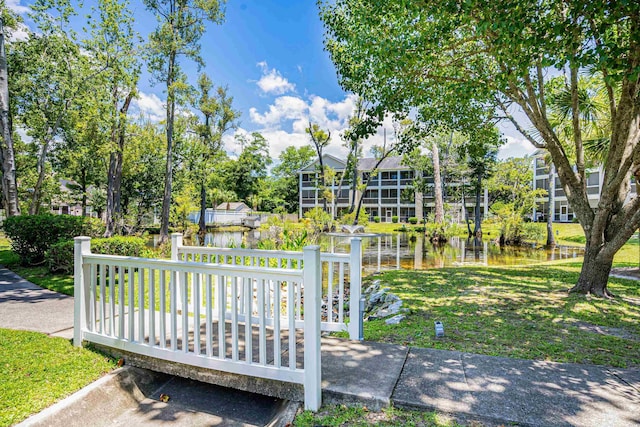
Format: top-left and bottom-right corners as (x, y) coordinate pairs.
(363, 189), (378, 203)
(554, 178), (565, 197)
(535, 178), (549, 191)
(301, 190), (315, 200)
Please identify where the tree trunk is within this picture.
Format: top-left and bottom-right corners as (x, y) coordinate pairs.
(105, 152), (118, 236)
(546, 164), (556, 247)
(461, 179), (472, 237)
(105, 90), (133, 237)
(473, 180), (482, 238)
(159, 53), (177, 244)
(80, 168), (87, 217)
(569, 245), (613, 297)
(198, 182), (206, 238)
(432, 141), (444, 223)
(0, 18), (20, 217)
(29, 139), (51, 215)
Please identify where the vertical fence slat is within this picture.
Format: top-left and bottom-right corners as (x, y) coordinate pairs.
(194, 273), (201, 355)
(182, 271), (189, 353)
(273, 279), (281, 368)
(170, 270), (177, 351)
(231, 277), (238, 361)
(206, 274), (213, 357)
(99, 264), (106, 335)
(118, 266), (125, 339)
(327, 261), (334, 323)
(258, 279), (266, 365)
(89, 264), (96, 332)
(128, 267), (135, 341)
(149, 269), (155, 346)
(244, 277), (253, 364)
(109, 265), (116, 337)
(138, 268), (145, 343)
(288, 280), (295, 369)
(338, 262), (345, 324)
(217, 275), (226, 359)
(160, 270), (166, 349)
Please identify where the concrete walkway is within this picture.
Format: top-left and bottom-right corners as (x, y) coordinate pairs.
(0, 267), (74, 338)
(2, 267), (639, 427)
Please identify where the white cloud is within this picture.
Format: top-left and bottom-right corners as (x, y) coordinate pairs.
(6, 0), (30, 13)
(249, 96), (308, 127)
(8, 22), (30, 41)
(255, 61), (296, 95)
(498, 135), (538, 160)
(131, 92), (165, 122)
(246, 93), (404, 162)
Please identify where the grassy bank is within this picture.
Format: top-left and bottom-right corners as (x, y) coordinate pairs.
(356, 265), (640, 368)
(0, 329), (116, 426)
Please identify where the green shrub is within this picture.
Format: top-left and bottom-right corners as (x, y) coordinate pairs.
(45, 236), (152, 274)
(392, 215), (399, 223)
(3, 214), (104, 265)
(44, 240), (75, 273)
(303, 207), (334, 232)
(373, 216), (381, 223)
(408, 217), (418, 225)
(92, 236), (152, 258)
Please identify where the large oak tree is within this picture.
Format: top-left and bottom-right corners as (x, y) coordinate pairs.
(321, 0), (640, 296)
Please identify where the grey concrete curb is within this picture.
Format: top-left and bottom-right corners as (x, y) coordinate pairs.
(17, 367), (138, 427)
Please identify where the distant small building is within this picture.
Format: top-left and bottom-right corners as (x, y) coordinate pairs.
(50, 179), (96, 218)
(215, 202), (251, 213)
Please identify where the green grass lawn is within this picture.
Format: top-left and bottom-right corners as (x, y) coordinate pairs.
(295, 405), (463, 427)
(0, 329), (116, 427)
(355, 264), (640, 368)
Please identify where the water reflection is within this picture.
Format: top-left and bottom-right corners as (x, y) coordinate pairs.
(151, 231), (584, 273)
(321, 234), (583, 274)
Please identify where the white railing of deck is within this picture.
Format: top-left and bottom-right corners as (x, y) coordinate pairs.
(171, 233), (362, 340)
(73, 236), (322, 411)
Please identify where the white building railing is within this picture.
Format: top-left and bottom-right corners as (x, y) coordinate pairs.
(73, 236), (322, 410)
(171, 233), (362, 340)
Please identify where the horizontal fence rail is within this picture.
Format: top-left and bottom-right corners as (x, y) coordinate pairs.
(73, 237), (321, 410)
(171, 233), (362, 341)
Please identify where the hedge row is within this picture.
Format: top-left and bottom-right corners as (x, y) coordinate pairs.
(45, 236), (152, 274)
(3, 214), (105, 265)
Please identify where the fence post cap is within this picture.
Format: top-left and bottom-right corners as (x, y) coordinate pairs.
(74, 236), (91, 242)
(171, 232), (183, 237)
(302, 245), (320, 251)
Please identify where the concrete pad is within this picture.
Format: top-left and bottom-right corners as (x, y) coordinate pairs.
(0, 267), (74, 337)
(19, 366), (290, 427)
(320, 337), (408, 410)
(393, 347), (640, 427)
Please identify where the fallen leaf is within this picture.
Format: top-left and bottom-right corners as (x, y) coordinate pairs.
(117, 358), (125, 367)
(159, 393), (170, 403)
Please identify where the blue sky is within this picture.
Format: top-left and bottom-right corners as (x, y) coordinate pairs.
(7, 0), (535, 161)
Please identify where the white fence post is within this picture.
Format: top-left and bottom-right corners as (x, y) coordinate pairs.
(171, 233), (183, 260)
(73, 236), (91, 347)
(303, 245), (322, 411)
(171, 233), (184, 312)
(349, 238), (362, 340)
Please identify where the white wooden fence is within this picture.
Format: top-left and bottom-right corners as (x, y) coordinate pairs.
(73, 236), (322, 410)
(171, 233), (362, 340)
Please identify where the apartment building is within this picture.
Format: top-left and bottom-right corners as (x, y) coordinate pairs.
(299, 154), (488, 223)
(531, 154), (637, 222)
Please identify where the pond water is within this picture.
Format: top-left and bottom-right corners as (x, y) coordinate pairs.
(151, 230), (584, 274)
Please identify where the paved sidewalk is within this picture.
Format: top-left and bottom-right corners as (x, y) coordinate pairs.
(2, 268), (639, 426)
(0, 267), (74, 338)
